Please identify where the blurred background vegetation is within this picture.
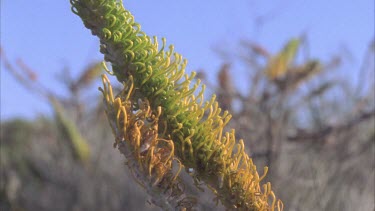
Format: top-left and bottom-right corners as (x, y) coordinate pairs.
(1, 1), (374, 211)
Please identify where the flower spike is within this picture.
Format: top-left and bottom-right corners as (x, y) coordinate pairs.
(71, 0), (282, 210)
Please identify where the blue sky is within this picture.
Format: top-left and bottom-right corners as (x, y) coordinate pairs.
(1, 0), (374, 120)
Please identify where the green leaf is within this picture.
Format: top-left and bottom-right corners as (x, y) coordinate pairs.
(51, 98), (90, 163)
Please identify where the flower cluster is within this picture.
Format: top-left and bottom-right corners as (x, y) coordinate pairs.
(100, 74), (195, 210)
(71, 0), (283, 210)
